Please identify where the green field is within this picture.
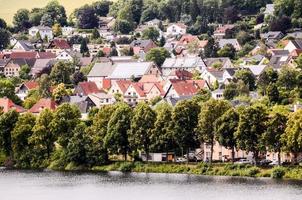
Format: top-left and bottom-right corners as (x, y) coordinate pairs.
(0, 0), (99, 24)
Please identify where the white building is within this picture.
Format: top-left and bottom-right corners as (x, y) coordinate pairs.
(28, 26), (53, 40)
(62, 26), (75, 36)
(166, 23), (187, 37)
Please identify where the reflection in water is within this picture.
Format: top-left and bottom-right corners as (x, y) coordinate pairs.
(0, 170), (301, 200)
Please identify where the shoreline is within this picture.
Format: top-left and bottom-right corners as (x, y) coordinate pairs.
(2, 162), (302, 181)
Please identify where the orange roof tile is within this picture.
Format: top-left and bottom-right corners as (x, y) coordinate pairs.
(28, 98), (57, 113)
(0, 97), (25, 113)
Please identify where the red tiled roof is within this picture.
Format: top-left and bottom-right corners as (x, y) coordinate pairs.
(116, 80), (132, 93)
(0, 97), (25, 113)
(29, 98), (57, 113)
(214, 24), (235, 34)
(102, 79), (111, 90)
(10, 52), (37, 59)
(49, 39), (71, 49)
(169, 70), (193, 80)
(131, 83), (146, 97)
(139, 74), (163, 83)
(290, 49), (302, 57)
(169, 79), (207, 96)
(78, 82), (101, 95)
(24, 81), (39, 90)
(37, 52), (56, 59)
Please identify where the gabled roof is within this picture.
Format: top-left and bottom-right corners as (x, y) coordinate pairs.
(88, 62), (115, 77)
(214, 24), (235, 34)
(139, 74), (164, 83)
(168, 23), (187, 29)
(5, 58), (36, 68)
(290, 40), (302, 49)
(218, 39), (240, 48)
(14, 40), (35, 51)
(48, 39), (71, 49)
(10, 52), (37, 59)
(102, 79), (112, 90)
(28, 98), (57, 113)
(116, 80), (132, 93)
(168, 70), (193, 80)
(204, 57), (232, 68)
(0, 97), (25, 113)
(205, 68), (224, 79)
(162, 57), (204, 69)
(108, 62), (153, 79)
(77, 82), (101, 95)
(22, 81), (39, 90)
(242, 65), (267, 76)
(168, 79), (208, 97)
(30, 58), (54, 76)
(29, 26), (52, 31)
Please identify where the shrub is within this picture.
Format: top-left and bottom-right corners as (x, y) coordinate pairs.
(271, 167), (286, 179)
(198, 162), (211, 174)
(119, 162), (134, 172)
(246, 167), (260, 177)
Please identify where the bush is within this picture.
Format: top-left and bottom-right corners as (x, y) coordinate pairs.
(271, 167), (286, 179)
(198, 162), (211, 174)
(246, 167), (260, 177)
(118, 162), (134, 172)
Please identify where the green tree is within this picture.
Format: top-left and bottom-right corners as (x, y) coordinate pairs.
(235, 69), (256, 91)
(104, 103), (132, 160)
(0, 18), (7, 29)
(50, 62), (72, 84)
(52, 23), (62, 37)
(38, 74), (51, 98)
(91, 28), (100, 40)
(29, 109), (55, 166)
(19, 65), (31, 80)
(129, 102), (156, 161)
(217, 44), (236, 59)
(0, 79), (21, 104)
(277, 66), (298, 90)
(80, 39), (89, 57)
(113, 19), (133, 34)
(198, 99), (231, 163)
(13, 9), (31, 31)
(173, 100), (200, 160)
(215, 108), (239, 162)
(75, 4), (98, 29)
(0, 110), (19, 157)
(264, 110), (288, 165)
(257, 67), (278, 95)
(295, 54), (302, 69)
(12, 112), (36, 168)
(142, 27), (160, 42)
(44, 0), (67, 26)
(202, 37), (219, 58)
(236, 105), (267, 164)
(66, 122), (93, 166)
(282, 109), (302, 164)
(266, 83), (280, 104)
(51, 103), (81, 148)
(0, 28), (10, 50)
(145, 47), (170, 67)
(52, 83), (71, 102)
(40, 13), (54, 27)
(236, 31), (252, 46)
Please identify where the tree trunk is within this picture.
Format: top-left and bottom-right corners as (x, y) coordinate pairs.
(124, 152), (127, 161)
(253, 151), (258, 166)
(278, 150), (281, 166)
(210, 142), (214, 164)
(186, 148), (189, 164)
(231, 147), (235, 163)
(292, 152), (298, 165)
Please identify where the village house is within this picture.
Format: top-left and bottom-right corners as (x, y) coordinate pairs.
(213, 24), (235, 39)
(200, 68), (224, 85)
(0, 97), (25, 113)
(88, 92), (115, 107)
(164, 79), (209, 98)
(129, 39), (157, 55)
(12, 40), (35, 52)
(16, 81), (39, 100)
(174, 34), (208, 56)
(30, 58), (55, 77)
(3, 58), (36, 77)
(166, 23), (187, 37)
(203, 57), (234, 69)
(74, 82), (102, 96)
(62, 26), (75, 36)
(284, 39), (302, 53)
(161, 57), (206, 76)
(218, 39), (242, 51)
(46, 38), (71, 55)
(28, 98), (57, 115)
(28, 26), (53, 40)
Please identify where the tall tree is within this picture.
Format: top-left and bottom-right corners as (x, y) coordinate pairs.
(151, 103), (175, 154)
(264, 110), (288, 165)
(44, 0), (67, 26)
(142, 27), (160, 42)
(173, 100), (200, 160)
(30, 108), (55, 165)
(50, 103), (81, 148)
(50, 62), (72, 84)
(236, 105), (267, 164)
(13, 9), (31, 31)
(104, 103), (132, 160)
(0, 110), (19, 157)
(129, 102), (156, 161)
(215, 108), (239, 162)
(12, 113), (36, 168)
(282, 109), (302, 164)
(198, 99), (231, 163)
(234, 69), (256, 91)
(75, 5), (98, 29)
(0, 28), (10, 50)
(38, 74), (51, 98)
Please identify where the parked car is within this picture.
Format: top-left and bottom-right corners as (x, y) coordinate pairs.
(235, 159), (253, 164)
(259, 159), (272, 166)
(176, 157), (187, 163)
(269, 160), (279, 166)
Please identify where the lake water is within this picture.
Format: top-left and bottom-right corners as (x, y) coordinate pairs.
(0, 170), (302, 200)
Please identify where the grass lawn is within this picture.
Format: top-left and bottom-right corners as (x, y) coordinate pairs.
(0, 0), (101, 24)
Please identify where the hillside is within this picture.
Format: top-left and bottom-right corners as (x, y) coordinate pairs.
(0, 0), (98, 24)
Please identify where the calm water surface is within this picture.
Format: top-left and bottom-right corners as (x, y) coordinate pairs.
(0, 170), (301, 200)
